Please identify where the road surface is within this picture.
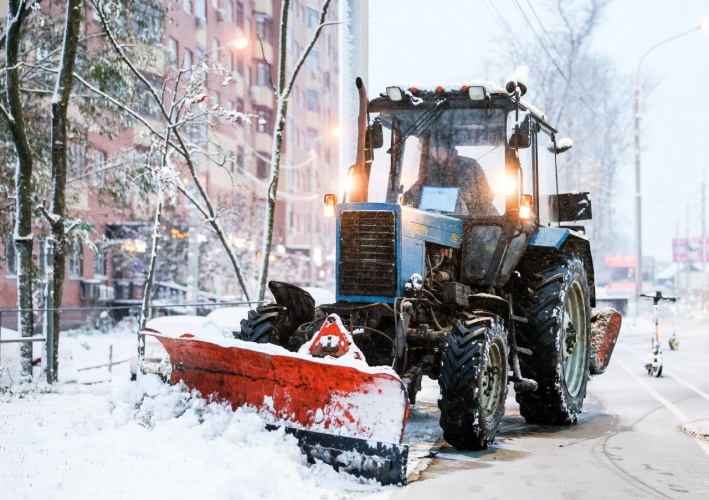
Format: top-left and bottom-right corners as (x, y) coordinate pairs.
(397, 314), (709, 498)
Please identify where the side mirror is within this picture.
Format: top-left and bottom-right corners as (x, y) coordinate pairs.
(367, 118), (384, 149)
(506, 111), (531, 149)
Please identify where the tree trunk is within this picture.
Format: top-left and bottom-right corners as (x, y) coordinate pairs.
(4, 0), (35, 379)
(258, 0), (332, 299)
(47, 0), (83, 380)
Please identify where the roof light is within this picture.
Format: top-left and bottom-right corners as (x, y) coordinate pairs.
(386, 86), (404, 101)
(520, 195), (533, 219)
(468, 85), (486, 101)
(436, 86), (444, 94)
(410, 87), (418, 94)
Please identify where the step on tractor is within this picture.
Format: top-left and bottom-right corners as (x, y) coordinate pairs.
(147, 67), (622, 485)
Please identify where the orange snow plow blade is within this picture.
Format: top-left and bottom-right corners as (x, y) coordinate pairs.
(144, 315), (410, 484)
(590, 308), (622, 375)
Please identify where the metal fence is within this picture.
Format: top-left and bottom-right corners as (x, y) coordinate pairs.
(0, 300), (259, 384)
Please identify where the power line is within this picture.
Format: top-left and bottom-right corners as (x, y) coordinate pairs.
(508, 0), (604, 122)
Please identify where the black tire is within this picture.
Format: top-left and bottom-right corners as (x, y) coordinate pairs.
(238, 304), (285, 343)
(513, 253), (591, 425)
(438, 314), (509, 450)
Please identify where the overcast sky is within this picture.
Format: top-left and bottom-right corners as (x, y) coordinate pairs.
(368, 0), (709, 264)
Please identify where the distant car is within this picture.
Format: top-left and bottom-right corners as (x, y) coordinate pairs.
(204, 306), (253, 338)
(130, 315), (227, 380)
(301, 287), (336, 307)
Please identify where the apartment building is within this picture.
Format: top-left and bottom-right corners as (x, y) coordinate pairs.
(0, 0), (340, 328)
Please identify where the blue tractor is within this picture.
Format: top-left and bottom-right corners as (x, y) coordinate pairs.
(240, 70), (621, 452)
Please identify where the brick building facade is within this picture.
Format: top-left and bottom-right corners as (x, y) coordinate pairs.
(0, 0), (340, 329)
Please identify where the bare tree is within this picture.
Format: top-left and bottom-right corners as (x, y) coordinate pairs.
(1, 0), (38, 379)
(489, 0), (632, 258)
(43, 0), (83, 380)
(256, 0), (336, 300)
(89, 0), (256, 303)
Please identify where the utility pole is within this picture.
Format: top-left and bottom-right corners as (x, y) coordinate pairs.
(675, 220), (680, 296)
(309, 158), (317, 286)
(686, 204), (691, 295)
(702, 179), (706, 310)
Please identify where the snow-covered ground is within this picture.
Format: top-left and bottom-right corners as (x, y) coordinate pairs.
(0, 321), (443, 499)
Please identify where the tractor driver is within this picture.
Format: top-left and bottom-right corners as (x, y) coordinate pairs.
(403, 133), (497, 216)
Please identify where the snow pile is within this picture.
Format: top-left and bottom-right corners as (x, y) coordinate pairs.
(0, 376), (394, 499)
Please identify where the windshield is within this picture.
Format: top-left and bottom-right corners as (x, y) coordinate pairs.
(369, 105), (507, 216)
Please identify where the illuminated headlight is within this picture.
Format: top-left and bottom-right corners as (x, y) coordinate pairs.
(386, 86), (404, 101)
(468, 85), (486, 101)
(500, 175), (517, 196)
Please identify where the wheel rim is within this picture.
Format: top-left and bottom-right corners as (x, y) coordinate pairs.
(481, 338), (504, 420)
(562, 281), (588, 397)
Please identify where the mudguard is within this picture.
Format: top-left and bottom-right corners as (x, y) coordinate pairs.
(590, 308), (622, 375)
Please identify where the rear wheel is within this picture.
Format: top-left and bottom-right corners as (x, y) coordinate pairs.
(438, 314), (509, 450)
(238, 304), (285, 344)
(513, 253), (591, 424)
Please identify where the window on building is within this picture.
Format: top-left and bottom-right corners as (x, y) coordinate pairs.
(225, 0), (233, 23)
(132, 2), (163, 44)
(306, 6), (319, 28)
(212, 38), (220, 57)
(183, 0), (192, 15)
(236, 52), (244, 75)
(94, 245), (106, 277)
(323, 71), (330, 89)
(235, 146), (244, 173)
(167, 38), (178, 65)
(256, 62), (270, 87)
(4, 241), (16, 276)
(195, 0), (206, 20)
(236, 1), (244, 27)
(306, 128), (317, 152)
(255, 13), (272, 41)
(68, 141), (88, 179)
(183, 49), (193, 71)
(257, 108), (272, 133)
(306, 49), (319, 73)
(257, 154), (270, 179)
(68, 242), (83, 277)
(90, 148), (107, 187)
(306, 89), (319, 112)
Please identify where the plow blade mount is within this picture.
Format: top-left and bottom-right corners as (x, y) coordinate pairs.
(151, 332), (410, 485)
(590, 308), (622, 375)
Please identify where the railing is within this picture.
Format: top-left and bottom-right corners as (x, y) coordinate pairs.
(0, 300), (260, 385)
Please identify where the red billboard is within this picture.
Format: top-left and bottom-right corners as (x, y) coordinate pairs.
(672, 238), (709, 263)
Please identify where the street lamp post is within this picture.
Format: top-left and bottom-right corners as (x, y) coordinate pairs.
(634, 23), (706, 316)
(308, 128), (340, 287)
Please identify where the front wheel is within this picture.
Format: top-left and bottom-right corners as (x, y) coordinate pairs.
(438, 314), (509, 450)
(513, 253), (592, 425)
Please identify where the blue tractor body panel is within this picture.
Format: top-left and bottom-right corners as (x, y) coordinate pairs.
(336, 203), (463, 303)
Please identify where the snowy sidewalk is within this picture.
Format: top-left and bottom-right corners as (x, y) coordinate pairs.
(680, 419), (709, 442)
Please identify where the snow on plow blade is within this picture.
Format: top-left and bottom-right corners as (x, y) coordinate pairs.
(590, 308), (622, 375)
(149, 324), (410, 485)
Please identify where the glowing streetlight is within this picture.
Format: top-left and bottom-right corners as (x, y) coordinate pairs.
(230, 37), (249, 51)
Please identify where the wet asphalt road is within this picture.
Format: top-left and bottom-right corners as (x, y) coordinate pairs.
(394, 314), (709, 499)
